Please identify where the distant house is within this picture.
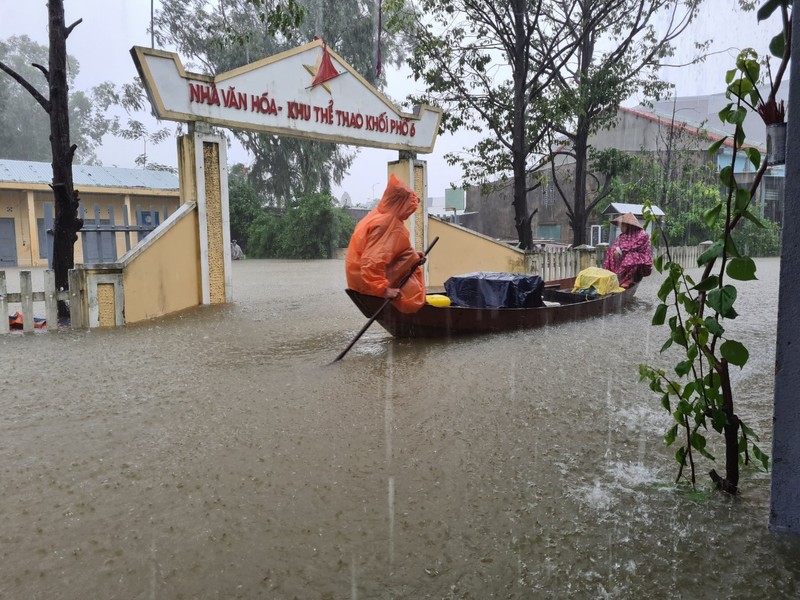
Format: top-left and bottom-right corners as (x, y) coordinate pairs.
(463, 93), (781, 245)
(0, 159), (180, 268)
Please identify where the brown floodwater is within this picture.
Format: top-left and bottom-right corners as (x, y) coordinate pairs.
(1, 257), (797, 599)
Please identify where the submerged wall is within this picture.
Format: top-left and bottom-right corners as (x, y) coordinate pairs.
(427, 216), (528, 289)
(122, 202), (202, 323)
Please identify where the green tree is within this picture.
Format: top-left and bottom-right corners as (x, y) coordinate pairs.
(609, 153), (722, 245)
(228, 163), (264, 249)
(546, 0), (703, 245)
(247, 192), (355, 258)
(405, 0), (583, 249)
(0, 35), (114, 164)
(153, 0), (409, 206)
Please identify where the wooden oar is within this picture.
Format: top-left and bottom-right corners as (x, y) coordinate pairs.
(332, 236), (439, 363)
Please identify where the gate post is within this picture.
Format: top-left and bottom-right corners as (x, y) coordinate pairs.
(387, 152), (429, 279)
(177, 123), (232, 305)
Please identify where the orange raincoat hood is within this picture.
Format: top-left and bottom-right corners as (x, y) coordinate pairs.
(344, 174), (425, 313)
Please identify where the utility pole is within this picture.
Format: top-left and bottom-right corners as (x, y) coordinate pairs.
(770, 3), (800, 534)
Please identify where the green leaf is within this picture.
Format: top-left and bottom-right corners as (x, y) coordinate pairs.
(758, 0), (784, 21)
(712, 408), (727, 432)
(719, 165), (734, 187)
(698, 240), (724, 266)
(675, 446), (687, 465)
(676, 360), (692, 377)
(752, 444), (770, 471)
(724, 70), (737, 85)
(728, 78), (755, 101)
(662, 394), (672, 413)
(721, 339), (749, 367)
(735, 126), (746, 149)
(652, 303), (668, 326)
(728, 106), (747, 125)
(693, 275), (720, 292)
(735, 188), (751, 213)
(742, 60), (760, 85)
(704, 316), (725, 337)
(703, 202), (722, 228)
(726, 257), (758, 281)
(725, 235), (741, 259)
(741, 209), (766, 228)
(707, 285), (738, 317)
(657, 277), (676, 302)
(740, 421), (760, 441)
(770, 33), (786, 58)
(672, 326), (688, 348)
(654, 254), (664, 272)
(681, 296), (700, 314)
(708, 137), (727, 156)
(745, 147), (762, 170)
(660, 337), (674, 353)
(692, 432), (716, 460)
(665, 424), (678, 445)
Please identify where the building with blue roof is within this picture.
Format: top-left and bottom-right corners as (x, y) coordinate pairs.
(0, 159), (181, 267)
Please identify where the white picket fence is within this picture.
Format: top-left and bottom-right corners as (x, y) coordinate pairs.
(0, 269), (75, 334)
(528, 243), (705, 282)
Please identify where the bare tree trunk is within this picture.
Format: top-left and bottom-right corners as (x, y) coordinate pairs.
(47, 0), (83, 318)
(511, 0), (533, 250)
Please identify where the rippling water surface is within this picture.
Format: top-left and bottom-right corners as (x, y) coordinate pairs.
(1, 258), (796, 599)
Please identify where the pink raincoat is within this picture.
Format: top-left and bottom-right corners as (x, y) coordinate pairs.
(345, 174), (426, 313)
(603, 228), (653, 288)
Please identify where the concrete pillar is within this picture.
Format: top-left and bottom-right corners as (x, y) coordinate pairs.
(26, 191), (38, 267)
(770, 4), (800, 534)
(573, 244), (596, 271)
(177, 123), (232, 305)
(387, 153), (429, 279)
(596, 242), (609, 269)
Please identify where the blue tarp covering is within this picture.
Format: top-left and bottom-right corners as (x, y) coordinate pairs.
(444, 272), (545, 309)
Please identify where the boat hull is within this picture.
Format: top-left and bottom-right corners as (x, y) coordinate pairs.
(345, 277), (639, 338)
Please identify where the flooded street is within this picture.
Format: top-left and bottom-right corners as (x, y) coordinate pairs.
(1, 257), (798, 599)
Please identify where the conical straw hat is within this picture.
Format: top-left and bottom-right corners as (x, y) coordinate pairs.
(611, 212), (642, 229)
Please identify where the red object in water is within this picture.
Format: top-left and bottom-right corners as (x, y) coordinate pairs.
(8, 311), (46, 329)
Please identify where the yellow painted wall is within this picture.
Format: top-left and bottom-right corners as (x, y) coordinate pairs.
(427, 216), (528, 289)
(0, 190), (33, 267)
(122, 207), (201, 323)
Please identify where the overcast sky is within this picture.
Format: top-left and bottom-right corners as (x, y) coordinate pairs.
(0, 0), (777, 206)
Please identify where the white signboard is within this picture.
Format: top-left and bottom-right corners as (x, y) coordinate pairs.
(131, 39), (443, 153)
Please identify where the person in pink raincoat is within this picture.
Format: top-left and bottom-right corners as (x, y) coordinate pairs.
(603, 212), (653, 288)
(345, 174), (427, 313)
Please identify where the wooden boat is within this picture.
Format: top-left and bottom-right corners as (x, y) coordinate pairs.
(345, 277), (640, 338)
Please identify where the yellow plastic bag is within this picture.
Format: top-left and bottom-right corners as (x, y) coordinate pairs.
(572, 267), (625, 295)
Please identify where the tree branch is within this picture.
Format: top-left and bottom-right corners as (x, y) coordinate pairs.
(0, 60), (51, 112)
(586, 176), (613, 211)
(65, 18), (83, 39)
(32, 62), (50, 82)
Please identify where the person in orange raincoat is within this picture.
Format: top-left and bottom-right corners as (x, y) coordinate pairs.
(345, 174), (427, 313)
